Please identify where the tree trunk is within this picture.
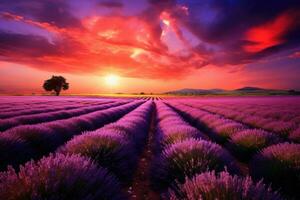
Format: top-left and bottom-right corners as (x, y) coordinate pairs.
(55, 87), (61, 96)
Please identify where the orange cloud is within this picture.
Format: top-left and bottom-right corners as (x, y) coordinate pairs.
(0, 10), (208, 79)
(1, 3), (299, 81)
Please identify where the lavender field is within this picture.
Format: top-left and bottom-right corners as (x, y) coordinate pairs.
(0, 96), (299, 200)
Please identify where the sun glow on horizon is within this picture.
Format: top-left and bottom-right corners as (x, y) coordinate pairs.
(104, 74), (120, 87)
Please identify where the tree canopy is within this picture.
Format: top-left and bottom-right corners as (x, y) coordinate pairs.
(43, 76), (69, 96)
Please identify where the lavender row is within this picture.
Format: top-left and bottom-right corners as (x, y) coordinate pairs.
(168, 102), (283, 161)
(0, 101), (143, 170)
(151, 103), (236, 192)
(0, 97), (109, 112)
(186, 102), (298, 139)
(0, 101), (154, 199)
(0, 99), (63, 107)
(167, 101), (300, 199)
(199, 103), (300, 137)
(177, 97), (300, 123)
(153, 101), (208, 153)
(168, 170), (282, 200)
(0, 102), (87, 119)
(199, 102), (299, 120)
(0, 98), (91, 112)
(151, 102), (281, 199)
(0, 101), (127, 131)
(0, 102), (64, 113)
(249, 142), (300, 199)
(0, 100), (112, 119)
(196, 98), (300, 122)
(191, 102), (300, 143)
(289, 127), (300, 142)
(58, 101), (153, 183)
(0, 153), (125, 200)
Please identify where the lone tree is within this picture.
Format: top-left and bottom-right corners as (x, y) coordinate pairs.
(43, 76), (69, 96)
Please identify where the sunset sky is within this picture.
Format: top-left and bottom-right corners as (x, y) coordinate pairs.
(0, 0), (300, 94)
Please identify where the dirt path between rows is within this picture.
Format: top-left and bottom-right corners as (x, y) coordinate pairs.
(127, 106), (160, 200)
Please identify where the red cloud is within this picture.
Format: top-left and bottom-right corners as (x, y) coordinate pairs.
(243, 12), (294, 53)
(1, 3), (299, 80)
(0, 11), (204, 79)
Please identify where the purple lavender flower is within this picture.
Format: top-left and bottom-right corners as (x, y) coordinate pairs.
(0, 102), (125, 131)
(103, 122), (148, 152)
(263, 121), (296, 138)
(161, 125), (207, 146)
(242, 116), (273, 128)
(250, 143), (300, 198)
(168, 171), (282, 200)
(292, 116), (300, 124)
(58, 131), (138, 182)
(0, 136), (35, 170)
(151, 139), (239, 192)
(213, 122), (246, 143)
(289, 127), (300, 143)
(199, 114), (222, 127)
(230, 129), (281, 160)
(0, 153), (126, 200)
(3, 125), (64, 156)
(208, 118), (234, 128)
(68, 117), (95, 131)
(46, 120), (80, 140)
(0, 101), (142, 169)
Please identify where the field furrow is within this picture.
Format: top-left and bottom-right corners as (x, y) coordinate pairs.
(0, 101), (128, 131)
(127, 104), (160, 200)
(0, 100), (112, 119)
(0, 101), (143, 170)
(0, 96), (299, 200)
(184, 102), (299, 141)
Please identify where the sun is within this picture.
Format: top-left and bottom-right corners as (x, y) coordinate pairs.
(104, 74), (119, 86)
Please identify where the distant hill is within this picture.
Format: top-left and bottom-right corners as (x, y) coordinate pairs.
(165, 87), (300, 96)
(165, 88), (226, 95)
(235, 87), (265, 91)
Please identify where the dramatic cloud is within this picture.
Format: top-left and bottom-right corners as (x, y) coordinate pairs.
(0, 0), (300, 79)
